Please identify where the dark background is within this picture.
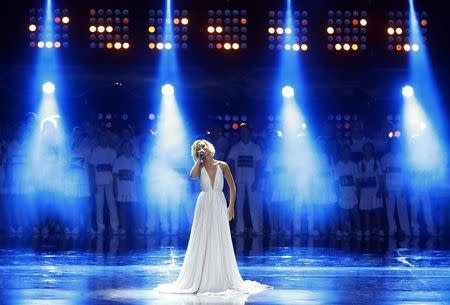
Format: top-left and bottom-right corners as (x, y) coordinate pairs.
(0, 0), (449, 132)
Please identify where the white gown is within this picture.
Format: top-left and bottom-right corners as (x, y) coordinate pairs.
(155, 165), (270, 295)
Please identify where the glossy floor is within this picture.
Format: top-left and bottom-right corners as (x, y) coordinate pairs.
(0, 235), (449, 305)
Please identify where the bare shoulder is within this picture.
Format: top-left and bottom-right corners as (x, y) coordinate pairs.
(218, 160), (230, 171)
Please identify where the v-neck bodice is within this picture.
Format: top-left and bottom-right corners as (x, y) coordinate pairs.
(201, 165), (223, 191)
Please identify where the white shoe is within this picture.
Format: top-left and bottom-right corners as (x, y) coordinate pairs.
(111, 229), (120, 235)
(96, 228), (105, 235)
(65, 228), (72, 235)
(363, 230), (371, 236)
(335, 230), (343, 236)
(8, 227), (17, 234)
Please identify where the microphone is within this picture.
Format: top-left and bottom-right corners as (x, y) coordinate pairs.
(198, 149), (205, 162)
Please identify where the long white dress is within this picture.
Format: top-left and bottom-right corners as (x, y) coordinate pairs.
(155, 165), (270, 295)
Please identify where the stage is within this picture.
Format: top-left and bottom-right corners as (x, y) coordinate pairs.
(0, 235), (449, 305)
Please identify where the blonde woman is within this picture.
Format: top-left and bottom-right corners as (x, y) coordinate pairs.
(155, 139), (269, 294)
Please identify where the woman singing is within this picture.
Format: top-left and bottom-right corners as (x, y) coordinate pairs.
(155, 139), (269, 295)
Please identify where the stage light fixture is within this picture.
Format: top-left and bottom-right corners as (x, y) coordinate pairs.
(327, 10), (368, 52)
(42, 81), (55, 94)
(28, 8), (70, 48)
(208, 9), (247, 51)
(89, 8), (130, 50)
(386, 10), (428, 52)
(402, 85), (414, 97)
(267, 10), (309, 52)
(282, 85), (294, 98)
(148, 9), (189, 50)
(162, 84), (174, 96)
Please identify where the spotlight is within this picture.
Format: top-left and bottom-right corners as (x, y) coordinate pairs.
(402, 85), (414, 98)
(42, 81), (55, 94)
(148, 9), (190, 50)
(89, 8), (130, 51)
(267, 10), (309, 52)
(29, 7), (71, 48)
(281, 86), (294, 98)
(327, 10), (367, 52)
(386, 10), (428, 52)
(162, 84), (174, 96)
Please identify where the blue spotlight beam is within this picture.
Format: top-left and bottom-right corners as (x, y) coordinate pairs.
(407, 0), (447, 137)
(402, 0), (448, 174)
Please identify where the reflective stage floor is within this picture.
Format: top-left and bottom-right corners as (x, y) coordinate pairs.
(0, 235), (449, 305)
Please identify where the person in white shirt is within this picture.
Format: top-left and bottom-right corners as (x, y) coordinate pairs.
(113, 140), (142, 235)
(408, 136), (436, 236)
(227, 124), (263, 235)
(265, 136), (294, 235)
(292, 138), (316, 236)
(334, 145), (361, 236)
(64, 127), (92, 235)
(357, 142), (384, 237)
(6, 130), (35, 234)
(120, 127), (141, 160)
(381, 139), (411, 236)
(347, 121), (372, 160)
(210, 127), (230, 161)
(90, 130), (119, 234)
(139, 137), (159, 234)
(311, 138), (337, 235)
(37, 121), (64, 235)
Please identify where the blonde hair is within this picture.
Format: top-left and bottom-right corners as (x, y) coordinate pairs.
(191, 139), (215, 162)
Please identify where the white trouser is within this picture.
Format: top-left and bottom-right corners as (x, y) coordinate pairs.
(235, 181), (263, 233)
(293, 202), (314, 234)
(159, 202), (179, 234)
(95, 185), (119, 231)
(386, 191), (410, 234)
(410, 191), (434, 233)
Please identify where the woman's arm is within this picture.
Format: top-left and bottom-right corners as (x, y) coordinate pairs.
(221, 161), (236, 221)
(189, 159), (202, 179)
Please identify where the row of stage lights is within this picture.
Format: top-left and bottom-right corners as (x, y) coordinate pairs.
(207, 10), (248, 50)
(88, 9), (130, 49)
(267, 10), (309, 51)
(148, 9), (189, 50)
(42, 79), (415, 139)
(28, 8), (428, 52)
(386, 11), (428, 52)
(326, 10), (368, 51)
(28, 8), (70, 48)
